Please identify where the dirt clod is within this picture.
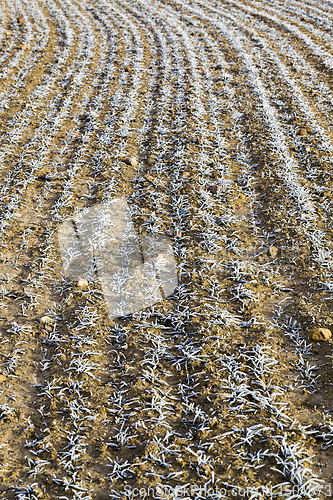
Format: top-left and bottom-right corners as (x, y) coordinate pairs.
(124, 156), (138, 167)
(311, 328), (332, 342)
(209, 184), (221, 194)
(40, 316), (55, 327)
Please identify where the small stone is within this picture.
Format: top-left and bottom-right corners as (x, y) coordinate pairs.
(209, 185), (221, 194)
(306, 146), (311, 152)
(40, 316), (54, 327)
(268, 246), (278, 258)
(18, 17), (25, 23)
(21, 44), (28, 50)
(183, 171), (190, 178)
(144, 174), (155, 182)
(311, 328), (332, 342)
(124, 65), (132, 72)
(238, 193), (246, 201)
(300, 128), (308, 136)
(124, 156), (138, 168)
(77, 278), (88, 289)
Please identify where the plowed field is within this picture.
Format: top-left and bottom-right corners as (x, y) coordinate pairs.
(1, 0), (333, 498)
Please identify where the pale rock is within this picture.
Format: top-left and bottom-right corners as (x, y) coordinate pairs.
(40, 316), (54, 327)
(124, 156), (138, 168)
(77, 278), (88, 289)
(311, 328), (332, 342)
